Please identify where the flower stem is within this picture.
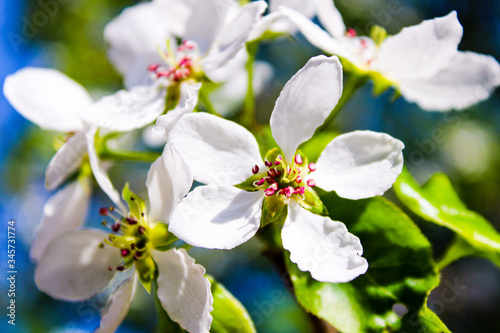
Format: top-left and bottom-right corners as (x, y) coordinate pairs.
(199, 86), (221, 116)
(240, 41), (259, 131)
(316, 74), (368, 133)
(100, 149), (161, 163)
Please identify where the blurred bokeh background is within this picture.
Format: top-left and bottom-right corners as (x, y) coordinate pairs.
(0, 0), (499, 332)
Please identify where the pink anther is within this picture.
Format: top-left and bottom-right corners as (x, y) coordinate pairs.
(252, 165), (260, 174)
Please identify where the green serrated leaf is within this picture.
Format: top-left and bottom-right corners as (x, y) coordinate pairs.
(296, 187), (328, 216)
(394, 168), (500, 267)
(122, 183), (146, 221)
(286, 190), (444, 333)
(208, 275), (256, 333)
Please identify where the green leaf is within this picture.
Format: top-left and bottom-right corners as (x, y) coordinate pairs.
(208, 276), (256, 333)
(286, 191), (444, 333)
(394, 168), (500, 266)
(438, 236), (500, 269)
(122, 183), (146, 221)
(401, 307), (450, 333)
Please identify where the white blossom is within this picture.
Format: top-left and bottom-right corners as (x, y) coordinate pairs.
(277, 2), (500, 111)
(167, 55), (404, 282)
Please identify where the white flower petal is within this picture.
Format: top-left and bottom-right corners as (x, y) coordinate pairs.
(35, 229), (120, 301)
(398, 51), (500, 111)
(45, 132), (88, 190)
(123, 52), (164, 89)
(95, 275), (137, 333)
(312, 0), (346, 38)
(147, 143), (193, 222)
(142, 124), (167, 149)
(278, 7), (348, 57)
(282, 202), (368, 283)
(154, 82), (201, 136)
(315, 131), (404, 199)
(376, 11), (463, 79)
(31, 180), (91, 262)
(82, 85), (166, 132)
(270, 0), (317, 17)
(203, 48), (248, 84)
(262, 0), (317, 37)
(104, 0), (191, 75)
(184, 0), (232, 54)
(250, 11), (289, 40)
(203, 1), (267, 70)
(3, 67), (90, 132)
(169, 185), (262, 249)
(155, 249), (213, 333)
(270, 55), (343, 161)
(210, 61), (274, 117)
(87, 128), (126, 211)
(167, 113), (262, 185)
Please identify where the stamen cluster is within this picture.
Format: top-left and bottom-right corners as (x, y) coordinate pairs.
(147, 40), (199, 82)
(344, 27), (373, 66)
(252, 153), (317, 200)
(99, 198), (150, 272)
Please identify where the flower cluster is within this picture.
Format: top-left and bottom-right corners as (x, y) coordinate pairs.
(3, 0), (500, 332)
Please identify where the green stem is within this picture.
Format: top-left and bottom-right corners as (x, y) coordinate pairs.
(199, 86), (221, 116)
(100, 149), (161, 163)
(240, 41), (259, 130)
(316, 74), (368, 133)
